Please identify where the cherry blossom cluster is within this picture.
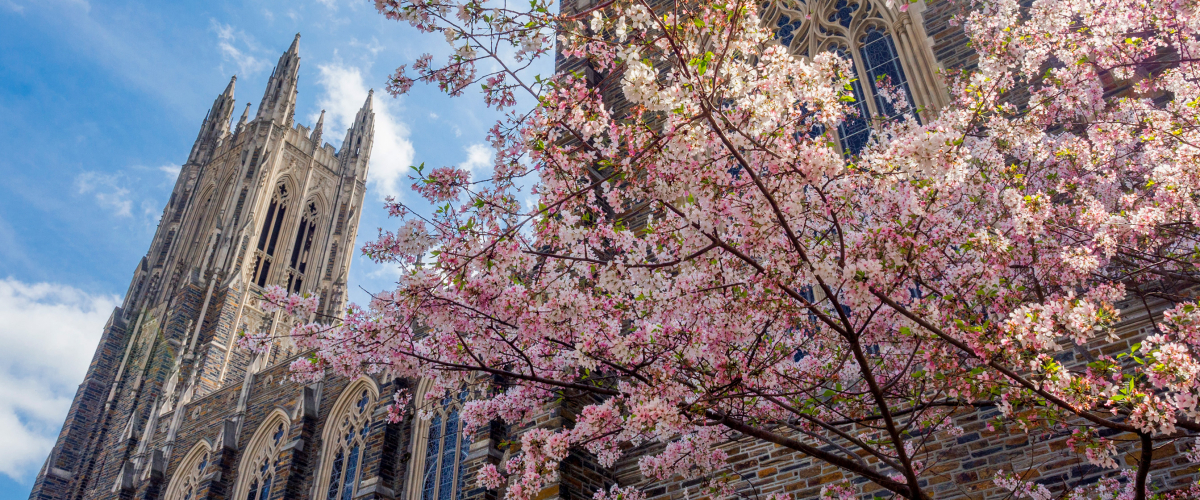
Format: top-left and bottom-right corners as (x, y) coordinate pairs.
(256, 0), (1200, 497)
(259, 284), (319, 317)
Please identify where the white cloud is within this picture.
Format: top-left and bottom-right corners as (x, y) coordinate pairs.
(211, 21), (269, 77)
(0, 278), (119, 480)
(75, 171), (132, 217)
(313, 62), (416, 201)
(461, 143), (493, 180)
(347, 37), (385, 58)
(158, 164), (181, 182)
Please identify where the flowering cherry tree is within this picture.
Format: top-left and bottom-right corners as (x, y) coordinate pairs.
(251, 0), (1200, 497)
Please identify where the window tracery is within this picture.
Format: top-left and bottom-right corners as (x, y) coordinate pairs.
(316, 380), (378, 500)
(252, 184), (290, 287)
(234, 412), (290, 500)
(760, 0), (943, 153)
(164, 441), (212, 500)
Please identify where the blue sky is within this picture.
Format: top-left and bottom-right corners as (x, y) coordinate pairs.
(0, 0), (539, 496)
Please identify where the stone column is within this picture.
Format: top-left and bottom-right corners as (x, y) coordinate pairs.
(135, 450), (166, 500)
(355, 380), (406, 500)
(196, 419), (240, 500)
(275, 386), (320, 500)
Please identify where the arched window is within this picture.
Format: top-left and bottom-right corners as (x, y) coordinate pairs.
(286, 201), (319, 294)
(234, 411), (290, 500)
(164, 441), (212, 500)
(315, 379), (378, 500)
(252, 184), (290, 287)
(762, 0), (938, 154)
(407, 383), (471, 500)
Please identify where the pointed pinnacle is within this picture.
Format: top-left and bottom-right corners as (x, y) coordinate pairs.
(238, 103), (251, 124)
(223, 75), (237, 97)
(288, 33), (300, 54)
(362, 89), (374, 111)
(311, 109), (325, 145)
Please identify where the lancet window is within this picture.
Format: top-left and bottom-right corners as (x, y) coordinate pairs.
(164, 441), (212, 500)
(234, 412), (290, 500)
(252, 184), (290, 287)
(317, 381), (377, 500)
(761, 0), (937, 154)
(286, 201), (319, 294)
(407, 386), (471, 500)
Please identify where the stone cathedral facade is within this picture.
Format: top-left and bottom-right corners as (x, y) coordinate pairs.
(28, 4), (1200, 500)
(27, 35), (389, 500)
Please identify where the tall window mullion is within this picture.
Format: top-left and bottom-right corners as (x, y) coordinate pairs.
(254, 185), (289, 287)
(829, 47), (874, 155)
(287, 202), (319, 294)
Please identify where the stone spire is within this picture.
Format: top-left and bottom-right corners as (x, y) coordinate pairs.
(235, 103), (251, 135)
(258, 34), (301, 125)
(222, 75), (236, 98)
(339, 90), (375, 179)
(187, 75), (237, 165)
(310, 109), (325, 150)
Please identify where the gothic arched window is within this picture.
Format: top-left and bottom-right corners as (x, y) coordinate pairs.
(253, 184), (290, 287)
(407, 383), (471, 500)
(316, 380), (378, 500)
(761, 0), (941, 154)
(286, 201), (319, 294)
(234, 411), (290, 500)
(164, 441), (212, 500)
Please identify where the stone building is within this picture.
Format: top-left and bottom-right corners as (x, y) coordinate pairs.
(26, 34), (395, 500)
(28, 4), (1199, 500)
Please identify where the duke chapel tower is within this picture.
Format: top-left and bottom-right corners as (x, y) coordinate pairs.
(27, 35), (397, 500)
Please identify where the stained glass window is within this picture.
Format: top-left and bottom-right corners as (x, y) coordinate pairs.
(321, 387), (375, 500)
(860, 27), (917, 121)
(761, 0), (922, 155)
(415, 393), (471, 500)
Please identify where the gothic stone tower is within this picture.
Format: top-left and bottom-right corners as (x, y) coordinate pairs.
(28, 34), (378, 500)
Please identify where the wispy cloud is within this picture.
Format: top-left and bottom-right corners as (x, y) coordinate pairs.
(0, 278), (119, 480)
(74, 171), (132, 217)
(158, 164), (181, 182)
(461, 143), (493, 180)
(313, 62), (416, 201)
(211, 20), (269, 77)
